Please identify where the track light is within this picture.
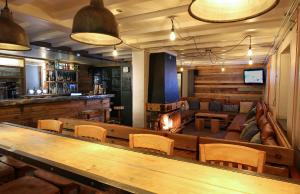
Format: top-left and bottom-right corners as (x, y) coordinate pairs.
(169, 17), (176, 41)
(249, 58), (253, 65)
(112, 46), (118, 57)
(248, 36), (253, 56)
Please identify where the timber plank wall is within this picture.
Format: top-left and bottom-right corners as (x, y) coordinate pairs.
(0, 99), (110, 127)
(194, 64), (265, 103)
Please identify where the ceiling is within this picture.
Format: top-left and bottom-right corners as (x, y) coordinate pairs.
(0, 0), (294, 66)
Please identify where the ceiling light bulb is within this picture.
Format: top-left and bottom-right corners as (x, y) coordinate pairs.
(170, 30), (176, 41)
(180, 67), (184, 72)
(113, 47), (118, 57)
(249, 58), (253, 65)
(248, 47), (253, 57)
(221, 67), (225, 72)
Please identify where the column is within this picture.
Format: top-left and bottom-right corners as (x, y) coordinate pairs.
(132, 50), (149, 128)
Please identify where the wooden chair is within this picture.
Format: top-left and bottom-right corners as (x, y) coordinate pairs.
(74, 125), (107, 143)
(37, 120), (63, 134)
(129, 134), (174, 156)
(199, 144), (266, 173)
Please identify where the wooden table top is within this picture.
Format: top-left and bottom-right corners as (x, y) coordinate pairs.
(0, 123), (299, 194)
(195, 112), (229, 119)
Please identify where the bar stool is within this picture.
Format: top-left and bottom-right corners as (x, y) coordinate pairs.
(34, 170), (79, 194)
(0, 155), (34, 178)
(0, 162), (14, 185)
(113, 106), (124, 124)
(0, 176), (60, 194)
(37, 120), (63, 134)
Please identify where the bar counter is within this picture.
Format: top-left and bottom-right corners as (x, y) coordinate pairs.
(0, 95), (114, 126)
(0, 123), (299, 194)
(0, 94), (114, 107)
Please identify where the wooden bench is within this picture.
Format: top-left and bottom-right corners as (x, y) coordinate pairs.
(58, 118), (199, 160)
(199, 112), (293, 177)
(58, 117), (292, 177)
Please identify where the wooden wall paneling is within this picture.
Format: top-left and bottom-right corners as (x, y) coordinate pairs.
(193, 64), (265, 102)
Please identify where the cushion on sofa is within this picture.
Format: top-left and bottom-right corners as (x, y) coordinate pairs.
(240, 102), (253, 113)
(209, 101), (223, 112)
(227, 113), (248, 132)
(223, 104), (239, 113)
(200, 102), (209, 111)
(240, 121), (259, 141)
(246, 107), (256, 120)
(261, 123), (275, 141)
(250, 132), (262, 144)
(263, 137), (278, 146)
(244, 117), (256, 125)
(256, 102), (264, 122)
(188, 99), (199, 110)
(258, 115), (268, 130)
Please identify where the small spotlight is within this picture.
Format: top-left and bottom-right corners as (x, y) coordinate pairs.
(76, 53), (81, 57)
(180, 67), (184, 72)
(221, 67), (225, 72)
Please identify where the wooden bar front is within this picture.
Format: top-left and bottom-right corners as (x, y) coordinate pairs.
(0, 123), (299, 194)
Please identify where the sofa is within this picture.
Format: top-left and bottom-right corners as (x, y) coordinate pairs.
(180, 98), (254, 126)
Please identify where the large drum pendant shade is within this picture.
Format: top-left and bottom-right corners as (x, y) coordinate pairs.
(0, 1), (30, 51)
(189, 0), (279, 23)
(71, 0), (122, 46)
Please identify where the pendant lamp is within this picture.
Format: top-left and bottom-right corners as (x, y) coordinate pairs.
(0, 0), (30, 51)
(189, 0), (279, 23)
(71, 0), (122, 46)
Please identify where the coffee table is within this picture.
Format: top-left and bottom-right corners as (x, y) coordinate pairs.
(195, 112), (229, 133)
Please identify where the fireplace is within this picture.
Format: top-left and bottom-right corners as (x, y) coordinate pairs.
(146, 52), (181, 132)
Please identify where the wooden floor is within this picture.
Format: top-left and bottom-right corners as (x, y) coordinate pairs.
(0, 123), (299, 194)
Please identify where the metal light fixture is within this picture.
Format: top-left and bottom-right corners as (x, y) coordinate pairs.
(189, 0), (279, 23)
(248, 36), (253, 57)
(112, 46), (118, 57)
(249, 57), (253, 65)
(169, 17), (176, 41)
(0, 0), (30, 51)
(71, 0), (122, 46)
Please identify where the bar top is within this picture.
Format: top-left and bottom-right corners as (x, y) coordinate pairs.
(0, 94), (114, 107)
(0, 123), (299, 194)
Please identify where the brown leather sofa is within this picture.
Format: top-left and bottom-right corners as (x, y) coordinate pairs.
(224, 102), (278, 146)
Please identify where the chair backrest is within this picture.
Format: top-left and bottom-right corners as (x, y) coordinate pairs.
(37, 120), (63, 133)
(200, 144), (266, 173)
(74, 125), (107, 143)
(129, 134), (174, 156)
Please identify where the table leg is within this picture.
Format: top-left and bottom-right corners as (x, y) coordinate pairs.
(195, 118), (205, 130)
(211, 119), (220, 133)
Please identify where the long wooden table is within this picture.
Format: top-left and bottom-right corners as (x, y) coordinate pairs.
(0, 123), (299, 194)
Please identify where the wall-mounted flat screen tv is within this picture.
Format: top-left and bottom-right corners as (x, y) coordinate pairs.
(244, 69), (265, 84)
